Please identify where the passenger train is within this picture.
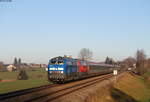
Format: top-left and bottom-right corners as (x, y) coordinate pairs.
(47, 56), (119, 83)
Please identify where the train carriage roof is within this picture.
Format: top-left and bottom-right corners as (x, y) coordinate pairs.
(88, 62), (115, 67)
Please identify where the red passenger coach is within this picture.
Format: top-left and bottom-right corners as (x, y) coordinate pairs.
(77, 60), (89, 73)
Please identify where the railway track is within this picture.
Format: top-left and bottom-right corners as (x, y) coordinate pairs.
(0, 73), (114, 102)
(43, 74), (113, 102)
(0, 84), (58, 101)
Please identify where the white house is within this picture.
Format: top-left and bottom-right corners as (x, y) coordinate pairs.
(7, 65), (17, 72)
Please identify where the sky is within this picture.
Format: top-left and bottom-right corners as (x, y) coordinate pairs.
(0, 0), (150, 64)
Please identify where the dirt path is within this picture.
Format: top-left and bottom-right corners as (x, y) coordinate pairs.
(0, 79), (16, 82)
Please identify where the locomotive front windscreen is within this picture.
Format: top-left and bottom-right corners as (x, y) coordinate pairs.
(48, 57), (65, 74)
(49, 57), (64, 65)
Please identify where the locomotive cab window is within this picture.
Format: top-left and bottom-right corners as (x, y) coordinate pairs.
(58, 60), (63, 64)
(50, 59), (57, 64)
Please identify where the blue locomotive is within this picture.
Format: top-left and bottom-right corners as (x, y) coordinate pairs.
(48, 56), (79, 82)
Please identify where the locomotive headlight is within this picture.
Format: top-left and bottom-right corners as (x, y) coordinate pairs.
(58, 68), (63, 70)
(50, 68), (55, 70)
(61, 71), (63, 73)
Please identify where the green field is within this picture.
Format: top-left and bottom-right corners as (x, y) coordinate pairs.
(0, 68), (50, 94)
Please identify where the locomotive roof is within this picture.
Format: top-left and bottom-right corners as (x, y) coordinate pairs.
(50, 56), (120, 67)
(50, 56), (76, 60)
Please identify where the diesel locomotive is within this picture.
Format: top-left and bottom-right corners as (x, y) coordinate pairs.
(47, 56), (118, 83)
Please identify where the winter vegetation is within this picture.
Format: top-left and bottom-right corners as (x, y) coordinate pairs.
(78, 48), (93, 60)
(121, 49), (150, 75)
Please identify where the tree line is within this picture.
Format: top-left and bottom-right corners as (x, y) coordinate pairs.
(79, 48), (150, 75)
(122, 49), (150, 75)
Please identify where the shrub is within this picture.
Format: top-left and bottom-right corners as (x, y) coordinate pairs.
(17, 70), (29, 80)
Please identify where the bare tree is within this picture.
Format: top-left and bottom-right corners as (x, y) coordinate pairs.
(0, 62), (4, 71)
(136, 49), (147, 75)
(105, 56), (109, 64)
(123, 57), (136, 68)
(18, 58), (21, 65)
(147, 58), (150, 72)
(14, 58), (22, 70)
(18, 58), (22, 69)
(105, 57), (115, 64)
(14, 57), (18, 67)
(17, 69), (29, 80)
(79, 48), (92, 60)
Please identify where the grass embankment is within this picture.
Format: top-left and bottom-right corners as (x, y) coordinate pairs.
(111, 72), (150, 102)
(0, 68), (49, 94)
(84, 72), (150, 102)
(69, 72), (150, 102)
